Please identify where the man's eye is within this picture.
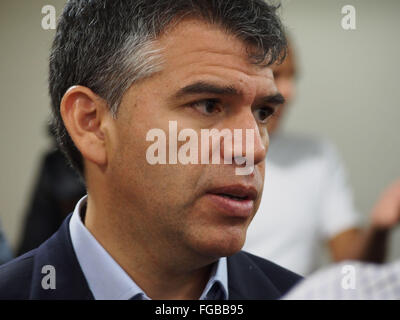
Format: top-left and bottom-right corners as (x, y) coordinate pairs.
(254, 107), (275, 123)
(190, 99), (221, 115)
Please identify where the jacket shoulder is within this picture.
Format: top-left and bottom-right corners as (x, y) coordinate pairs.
(227, 251), (302, 299)
(0, 250), (36, 299)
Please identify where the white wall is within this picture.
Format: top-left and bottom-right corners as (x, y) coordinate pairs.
(0, 0), (399, 261)
(0, 0), (65, 249)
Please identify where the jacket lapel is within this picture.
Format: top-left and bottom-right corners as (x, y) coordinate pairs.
(227, 251), (281, 300)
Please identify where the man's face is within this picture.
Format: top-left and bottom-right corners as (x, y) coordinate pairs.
(105, 19), (281, 259)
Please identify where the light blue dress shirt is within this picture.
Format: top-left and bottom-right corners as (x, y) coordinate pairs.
(69, 196), (229, 300)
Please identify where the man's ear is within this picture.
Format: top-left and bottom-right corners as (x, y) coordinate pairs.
(60, 86), (109, 168)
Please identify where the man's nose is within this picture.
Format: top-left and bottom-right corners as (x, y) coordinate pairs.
(220, 109), (268, 167)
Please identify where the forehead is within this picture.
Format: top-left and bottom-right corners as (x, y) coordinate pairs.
(272, 52), (296, 76)
(155, 19), (275, 94)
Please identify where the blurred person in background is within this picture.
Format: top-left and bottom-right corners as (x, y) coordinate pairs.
(284, 179), (400, 299)
(243, 40), (400, 276)
(17, 125), (85, 255)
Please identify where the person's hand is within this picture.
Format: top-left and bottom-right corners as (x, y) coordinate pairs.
(370, 179), (400, 230)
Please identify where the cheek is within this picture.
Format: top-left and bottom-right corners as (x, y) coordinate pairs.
(111, 125), (205, 212)
(258, 161), (265, 179)
(253, 162), (265, 213)
(261, 126), (269, 149)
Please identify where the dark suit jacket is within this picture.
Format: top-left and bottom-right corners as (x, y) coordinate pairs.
(0, 215), (302, 300)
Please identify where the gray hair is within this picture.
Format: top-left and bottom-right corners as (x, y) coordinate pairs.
(96, 38), (164, 117)
(49, 0), (287, 175)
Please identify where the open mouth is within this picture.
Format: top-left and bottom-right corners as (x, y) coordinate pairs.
(204, 184), (258, 217)
(216, 193), (249, 201)
(207, 184), (257, 202)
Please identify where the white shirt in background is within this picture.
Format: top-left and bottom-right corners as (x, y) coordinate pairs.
(243, 133), (360, 276)
(283, 260), (400, 299)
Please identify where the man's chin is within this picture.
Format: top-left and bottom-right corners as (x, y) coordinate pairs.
(192, 232), (246, 259)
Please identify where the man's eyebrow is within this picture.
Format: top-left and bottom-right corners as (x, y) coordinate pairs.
(260, 93), (285, 106)
(173, 81), (238, 99)
(172, 80), (285, 106)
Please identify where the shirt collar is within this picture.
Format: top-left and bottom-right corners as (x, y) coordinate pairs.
(200, 255), (228, 300)
(69, 195), (228, 300)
